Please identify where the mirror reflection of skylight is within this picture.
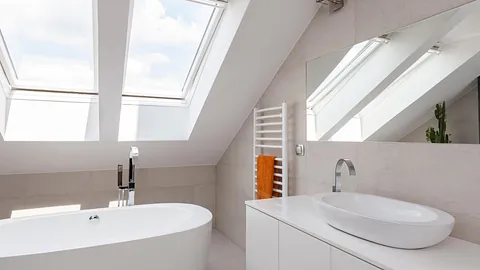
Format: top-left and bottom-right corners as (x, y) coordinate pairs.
(331, 51), (437, 142)
(0, 0), (95, 91)
(358, 52), (434, 118)
(307, 40), (383, 110)
(124, 0), (215, 98)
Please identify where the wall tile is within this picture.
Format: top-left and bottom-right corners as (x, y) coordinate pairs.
(0, 166), (216, 222)
(194, 183), (216, 226)
(140, 166), (215, 189)
(304, 0), (356, 61)
(135, 186), (195, 205)
(215, 0), (477, 250)
(308, 142), (480, 245)
(354, 0), (474, 41)
(0, 174), (28, 199)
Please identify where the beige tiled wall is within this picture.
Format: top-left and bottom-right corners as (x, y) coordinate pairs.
(306, 142), (480, 244)
(216, 0), (475, 250)
(0, 166), (216, 225)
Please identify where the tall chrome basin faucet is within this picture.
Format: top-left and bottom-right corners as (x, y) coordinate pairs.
(333, 158), (356, 192)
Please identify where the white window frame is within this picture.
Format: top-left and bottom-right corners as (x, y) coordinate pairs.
(122, 0), (226, 101)
(0, 0), (227, 103)
(0, 13), (96, 95)
(0, 29), (17, 94)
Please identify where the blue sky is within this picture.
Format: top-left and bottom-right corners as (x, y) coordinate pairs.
(0, 0), (214, 95)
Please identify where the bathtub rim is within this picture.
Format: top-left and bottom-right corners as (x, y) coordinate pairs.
(0, 203), (212, 258)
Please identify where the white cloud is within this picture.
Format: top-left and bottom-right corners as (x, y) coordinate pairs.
(0, 0), (94, 89)
(126, 53), (170, 75)
(17, 55), (93, 90)
(130, 0), (210, 45)
(0, 0), (93, 50)
(125, 0), (214, 96)
(124, 61), (183, 97)
(0, 0), (213, 96)
(124, 52), (181, 96)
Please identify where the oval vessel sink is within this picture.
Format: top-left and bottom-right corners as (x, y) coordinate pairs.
(312, 193), (455, 249)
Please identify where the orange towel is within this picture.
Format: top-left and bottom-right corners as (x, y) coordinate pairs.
(257, 155), (276, 199)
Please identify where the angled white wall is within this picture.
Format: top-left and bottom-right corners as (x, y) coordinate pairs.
(189, 0), (320, 154)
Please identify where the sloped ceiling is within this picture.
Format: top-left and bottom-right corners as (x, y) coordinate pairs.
(0, 0), (319, 174)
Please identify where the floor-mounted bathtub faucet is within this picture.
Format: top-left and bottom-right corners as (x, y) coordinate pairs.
(128, 147), (139, 206)
(117, 165), (127, 207)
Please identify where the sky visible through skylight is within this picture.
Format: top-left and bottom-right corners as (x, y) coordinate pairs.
(125, 0), (214, 97)
(0, 0), (214, 96)
(0, 0), (94, 90)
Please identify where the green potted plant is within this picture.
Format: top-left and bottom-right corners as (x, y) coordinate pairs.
(425, 101), (452, 143)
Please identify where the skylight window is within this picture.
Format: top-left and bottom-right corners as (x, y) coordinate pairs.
(123, 0), (222, 99)
(0, 0), (95, 92)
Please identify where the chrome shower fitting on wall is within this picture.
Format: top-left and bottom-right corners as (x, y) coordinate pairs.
(317, 0), (344, 13)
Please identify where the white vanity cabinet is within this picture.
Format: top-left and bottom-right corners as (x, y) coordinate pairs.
(246, 206), (279, 270)
(246, 206), (380, 270)
(279, 222), (330, 270)
(246, 196), (480, 270)
(331, 247), (380, 270)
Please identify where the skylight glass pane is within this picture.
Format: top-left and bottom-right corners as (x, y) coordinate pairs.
(0, 0), (94, 91)
(124, 0), (215, 98)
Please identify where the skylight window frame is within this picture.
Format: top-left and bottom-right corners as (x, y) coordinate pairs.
(0, 5), (97, 96)
(122, 0), (226, 102)
(0, 29), (17, 91)
(0, 0), (226, 102)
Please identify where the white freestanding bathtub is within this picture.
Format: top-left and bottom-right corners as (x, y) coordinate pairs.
(0, 203), (212, 270)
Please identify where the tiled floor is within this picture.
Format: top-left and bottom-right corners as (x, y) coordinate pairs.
(208, 229), (245, 270)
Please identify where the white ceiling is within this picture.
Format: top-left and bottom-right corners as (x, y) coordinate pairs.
(0, 0), (319, 174)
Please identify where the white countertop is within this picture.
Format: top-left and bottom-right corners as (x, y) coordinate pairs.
(245, 195), (480, 270)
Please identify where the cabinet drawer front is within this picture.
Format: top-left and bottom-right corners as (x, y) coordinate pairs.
(279, 222), (330, 270)
(331, 247), (381, 270)
(246, 207), (279, 270)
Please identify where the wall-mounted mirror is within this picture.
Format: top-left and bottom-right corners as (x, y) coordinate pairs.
(306, 9), (480, 144)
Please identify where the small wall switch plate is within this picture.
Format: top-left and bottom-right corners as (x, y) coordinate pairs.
(295, 144), (305, 156)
